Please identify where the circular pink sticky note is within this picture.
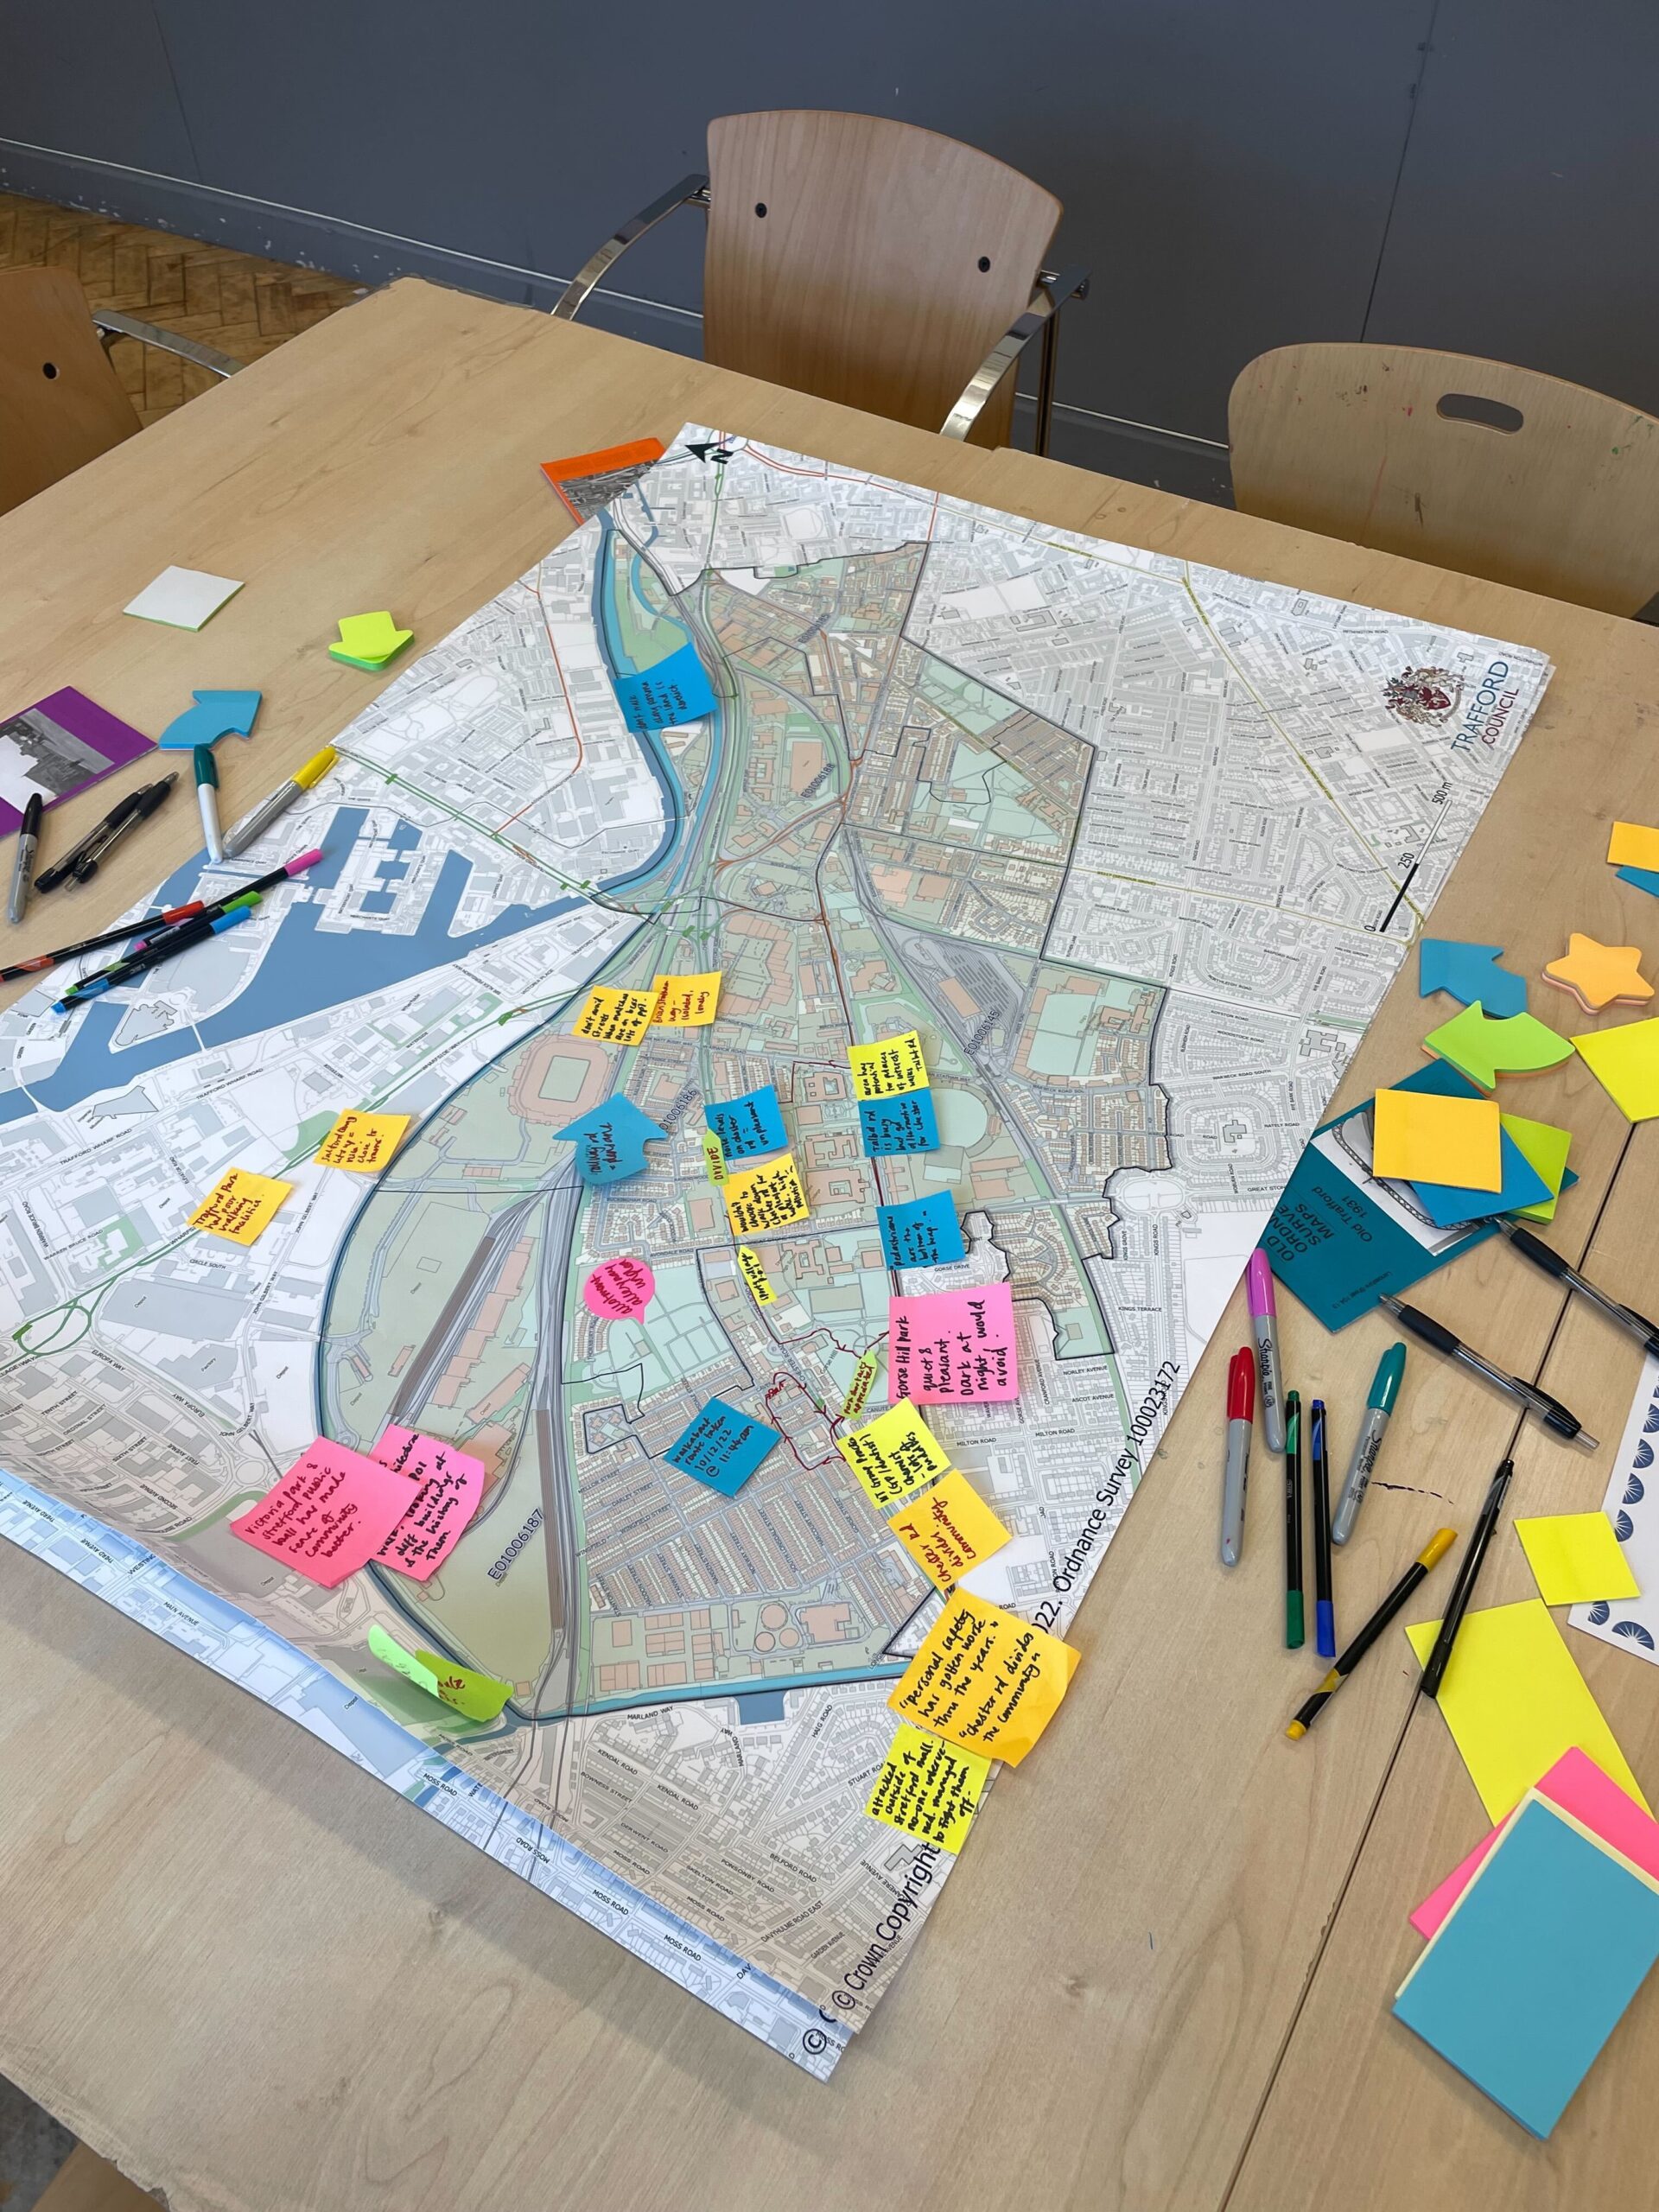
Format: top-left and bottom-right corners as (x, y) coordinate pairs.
(582, 1255), (655, 1321)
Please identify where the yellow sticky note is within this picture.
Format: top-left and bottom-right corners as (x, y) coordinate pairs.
(1404, 1599), (1648, 1821)
(334, 610), (413, 662)
(1515, 1514), (1641, 1606)
(888, 1469), (1013, 1590)
(413, 1649), (513, 1722)
(573, 984), (654, 1046)
(1371, 1086), (1502, 1189)
(865, 1723), (990, 1853)
(848, 1030), (928, 1099)
(188, 1166), (294, 1243)
(650, 971), (721, 1027)
(1501, 1112), (1572, 1224)
(837, 1398), (953, 1509)
(890, 1593), (1079, 1766)
(315, 1109), (410, 1172)
(736, 1245), (776, 1305)
(1573, 1016), (1659, 1121)
(723, 1152), (809, 1234)
(368, 1623), (440, 1698)
(1608, 820), (1659, 871)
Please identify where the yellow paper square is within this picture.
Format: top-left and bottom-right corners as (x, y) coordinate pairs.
(1515, 1513), (1641, 1606)
(1573, 1017), (1659, 1121)
(1404, 1598), (1648, 1821)
(650, 971), (721, 1027)
(736, 1245), (776, 1305)
(1371, 1086), (1502, 1189)
(1501, 1111), (1571, 1224)
(889, 1593), (1079, 1766)
(1608, 820), (1659, 871)
(189, 1166), (294, 1244)
(848, 1030), (928, 1099)
(315, 1110), (410, 1172)
(864, 1722), (990, 1853)
(723, 1153), (809, 1235)
(837, 1399), (952, 1509)
(573, 984), (654, 1046)
(888, 1469), (1013, 1590)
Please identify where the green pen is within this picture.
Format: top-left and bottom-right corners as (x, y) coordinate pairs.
(1284, 1390), (1304, 1649)
(1332, 1343), (1406, 1546)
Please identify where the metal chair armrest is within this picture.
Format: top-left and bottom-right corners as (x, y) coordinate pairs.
(92, 310), (242, 379)
(552, 173), (710, 321)
(940, 264), (1090, 454)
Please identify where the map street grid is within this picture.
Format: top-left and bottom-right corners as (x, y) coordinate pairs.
(0, 428), (1551, 2074)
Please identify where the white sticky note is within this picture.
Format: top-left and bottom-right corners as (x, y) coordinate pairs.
(124, 566), (245, 631)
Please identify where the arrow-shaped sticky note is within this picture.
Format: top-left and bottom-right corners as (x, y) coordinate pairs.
(1418, 938), (1526, 1017)
(329, 610), (413, 671)
(158, 689), (262, 750)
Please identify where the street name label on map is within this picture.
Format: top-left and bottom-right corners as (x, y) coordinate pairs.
(890, 1594), (1080, 1765)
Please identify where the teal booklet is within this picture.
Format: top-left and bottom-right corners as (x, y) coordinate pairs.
(1394, 1795), (1659, 2137)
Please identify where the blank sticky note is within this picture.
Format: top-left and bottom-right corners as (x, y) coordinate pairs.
(333, 611), (412, 666)
(1393, 1795), (1659, 2137)
(1405, 1599), (1648, 1821)
(1515, 1513), (1641, 1606)
(1501, 1112), (1572, 1224)
(124, 565), (243, 629)
(188, 1166), (293, 1243)
(1372, 1086), (1502, 1190)
(1608, 820), (1659, 872)
(1573, 1016), (1659, 1121)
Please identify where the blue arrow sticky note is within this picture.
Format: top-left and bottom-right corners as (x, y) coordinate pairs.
(877, 1191), (967, 1269)
(158, 690), (263, 750)
(705, 1084), (787, 1162)
(1617, 865), (1659, 900)
(1418, 938), (1526, 1017)
(664, 1397), (781, 1497)
(611, 641), (717, 733)
(551, 1096), (666, 1184)
(858, 1088), (940, 1157)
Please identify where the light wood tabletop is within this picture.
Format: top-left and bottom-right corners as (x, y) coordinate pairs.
(3, 278), (1659, 2212)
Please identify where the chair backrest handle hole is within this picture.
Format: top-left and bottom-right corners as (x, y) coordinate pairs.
(41, 361), (58, 379)
(1437, 391), (1524, 433)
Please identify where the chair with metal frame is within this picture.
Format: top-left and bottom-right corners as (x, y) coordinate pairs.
(554, 111), (1088, 454)
(1, 264), (242, 519)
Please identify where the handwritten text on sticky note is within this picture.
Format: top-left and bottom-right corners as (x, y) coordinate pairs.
(889, 1594), (1079, 1765)
(650, 970), (721, 1027)
(890, 1284), (1019, 1402)
(371, 1425), (486, 1580)
(189, 1166), (294, 1243)
(878, 1190), (967, 1270)
(849, 1031), (929, 1099)
(315, 1110), (410, 1172)
(724, 1153), (810, 1234)
(836, 1398), (953, 1510)
(706, 1083), (787, 1161)
(865, 1722), (990, 1852)
(582, 1255), (656, 1320)
(414, 1650), (513, 1721)
(573, 983), (654, 1046)
(889, 1470), (1012, 1589)
(230, 1440), (415, 1587)
(858, 1090), (940, 1155)
(552, 1097), (667, 1184)
(664, 1397), (781, 1497)
(736, 1245), (776, 1305)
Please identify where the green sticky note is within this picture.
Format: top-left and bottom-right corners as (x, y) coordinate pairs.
(1423, 1002), (1573, 1090)
(368, 1622), (440, 1697)
(414, 1649), (512, 1721)
(1501, 1111), (1572, 1223)
(331, 610), (413, 668)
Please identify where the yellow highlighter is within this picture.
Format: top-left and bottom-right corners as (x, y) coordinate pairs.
(221, 746), (338, 859)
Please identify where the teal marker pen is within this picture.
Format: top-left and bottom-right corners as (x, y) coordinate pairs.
(1332, 1342), (1406, 1545)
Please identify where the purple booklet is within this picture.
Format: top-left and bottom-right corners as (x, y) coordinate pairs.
(0, 687), (155, 837)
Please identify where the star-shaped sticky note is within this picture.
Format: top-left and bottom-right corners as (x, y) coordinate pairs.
(1573, 1016), (1659, 1120)
(1542, 933), (1654, 1014)
(1422, 1002), (1573, 1090)
(330, 610), (413, 671)
(1418, 939), (1527, 1017)
(1373, 1087), (1503, 1190)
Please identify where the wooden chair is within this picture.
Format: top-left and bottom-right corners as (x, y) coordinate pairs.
(1228, 342), (1659, 616)
(0, 264), (241, 519)
(554, 111), (1088, 453)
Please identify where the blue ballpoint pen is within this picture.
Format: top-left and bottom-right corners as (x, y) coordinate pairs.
(1311, 1398), (1336, 1659)
(53, 904), (253, 1013)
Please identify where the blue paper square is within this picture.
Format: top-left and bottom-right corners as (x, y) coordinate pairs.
(664, 1397), (780, 1497)
(611, 641), (717, 733)
(858, 1088), (939, 1156)
(877, 1190), (967, 1269)
(705, 1084), (787, 1162)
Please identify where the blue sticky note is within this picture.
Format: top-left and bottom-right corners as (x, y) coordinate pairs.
(705, 1084), (787, 1162)
(1408, 1125), (1554, 1226)
(877, 1191), (967, 1269)
(158, 688), (262, 750)
(1617, 864), (1659, 900)
(858, 1088), (939, 1156)
(1419, 938), (1527, 1016)
(611, 641), (717, 733)
(664, 1397), (780, 1497)
(1393, 1796), (1659, 2137)
(551, 1096), (666, 1184)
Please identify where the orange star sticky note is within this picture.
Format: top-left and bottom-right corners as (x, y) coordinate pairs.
(1542, 933), (1654, 1014)
(1371, 1087), (1503, 1190)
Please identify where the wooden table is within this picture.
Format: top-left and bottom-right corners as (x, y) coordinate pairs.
(3, 278), (1659, 2212)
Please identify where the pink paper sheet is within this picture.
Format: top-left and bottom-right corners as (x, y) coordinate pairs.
(888, 1284), (1019, 1404)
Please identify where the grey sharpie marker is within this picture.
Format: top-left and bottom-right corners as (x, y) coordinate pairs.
(1332, 1343), (1406, 1544)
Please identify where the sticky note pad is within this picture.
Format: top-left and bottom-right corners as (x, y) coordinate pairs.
(413, 1650), (513, 1721)
(1573, 1016), (1659, 1121)
(189, 1166), (294, 1243)
(723, 1153), (809, 1234)
(706, 1084), (787, 1162)
(858, 1089), (940, 1156)
(572, 984), (654, 1045)
(664, 1397), (780, 1497)
(735, 1246), (775, 1305)
(1393, 1794), (1659, 2138)
(315, 1110), (410, 1172)
(1423, 1002), (1573, 1090)
(1608, 820), (1659, 872)
(124, 564), (243, 630)
(230, 1440), (416, 1587)
(650, 971), (721, 1027)
(1372, 1086), (1502, 1190)
(1516, 1513), (1641, 1607)
(890, 1284), (1019, 1403)
(369, 1623), (441, 1698)
(888, 1470), (1012, 1589)
(371, 1426), (486, 1581)
(849, 1031), (929, 1099)
(865, 1724), (990, 1853)
(1405, 1599), (1648, 1821)
(836, 1398), (953, 1510)
(878, 1191), (968, 1270)
(1408, 1119), (1553, 1227)
(551, 1097), (666, 1183)
(1419, 939), (1526, 1017)
(1616, 864), (1659, 900)
(1501, 1112), (1572, 1224)
(889, 1593), (1080, 1766)
(1542, 933), (1652, 1014)
(332, 611), (412, 667)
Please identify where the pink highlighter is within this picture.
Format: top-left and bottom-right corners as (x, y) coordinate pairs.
(1246, 1249), (1285, 1453)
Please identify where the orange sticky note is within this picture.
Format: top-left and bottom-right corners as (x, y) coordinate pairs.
(573, 984), (654, 1045)
(888, 1470), (1013, 1590)
(889, 1594), (1079, 1766)
(1371, 1087), (1502, 1190)
(723, 1152), (809, 1234)
(188, 1166), (294, 1243)
(1608, 821), (1659, 872)
(650, 971), (721, 1027)
(229, 1440), (416, 1588)
(315, 1110), (410, 1172)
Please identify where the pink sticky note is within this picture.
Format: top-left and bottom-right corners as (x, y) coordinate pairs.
(230, 1440), (416, 1588)
(371, 1425), (487, 1581)
(888, 1283), (1019, 1403)
(582, 1255), (656, 1321)
(1410, 1746), (1659, 1938)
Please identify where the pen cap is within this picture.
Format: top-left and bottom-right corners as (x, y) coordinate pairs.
(1246, 1249), (1276, 1316)
(1419, 1528), (1458, 1571)
(295, 748), (338, 790)
(1227, 1346), (1255, 1421)
(193, 745), (219, 788)
(1369, 1343), (1407, 1413)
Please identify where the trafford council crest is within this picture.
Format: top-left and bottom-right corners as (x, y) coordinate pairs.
(1383, 666), (1464, 724)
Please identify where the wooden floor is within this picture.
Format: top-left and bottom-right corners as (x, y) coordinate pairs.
(0, 193), (364, 425)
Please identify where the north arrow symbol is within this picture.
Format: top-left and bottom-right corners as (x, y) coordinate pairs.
(685, 442), (733, 465)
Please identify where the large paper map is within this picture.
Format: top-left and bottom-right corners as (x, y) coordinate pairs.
(0, 428), (1551, 2074)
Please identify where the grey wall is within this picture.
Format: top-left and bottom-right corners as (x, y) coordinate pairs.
(0, 2), (1650, 503)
